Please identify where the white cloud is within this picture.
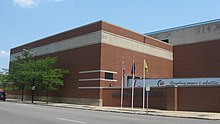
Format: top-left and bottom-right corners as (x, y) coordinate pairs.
(0, 50), (9, 58)
(12, 0), (65, 8)
(13, 0), (40, 8)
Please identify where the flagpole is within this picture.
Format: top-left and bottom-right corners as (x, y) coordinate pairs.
(120, 60), (124, 108)
(147, 88), (149, 114)
(143, 58), (145, 109)
(131, 59), (135, 108)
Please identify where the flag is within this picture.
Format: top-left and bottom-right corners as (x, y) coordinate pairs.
(131, 60), (136, 75)
(134, 79), (137, 87)
(142, 59), (149, 109)
(144, 59), (149, 76)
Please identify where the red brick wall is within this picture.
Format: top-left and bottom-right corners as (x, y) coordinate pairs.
(148, 87), (167, 109)
(177, 86), (220, 112)
(9, 44), (102, 99)
(166, 87), (178, 110)
(102, 86), (220, 112)
(100, 44), (173, 88)
(42, 44), (102, 99)
(102, 22), (172, 51)
(101, 87), (167, 109)
(174, 39), (220, 78)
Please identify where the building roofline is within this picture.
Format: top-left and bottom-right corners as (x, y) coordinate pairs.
(11, 20), (172, 54)
(11, 20), (103, 54)
(145, 18), (220, 35)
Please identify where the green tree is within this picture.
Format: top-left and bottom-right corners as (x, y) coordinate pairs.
(34, 57), (69, 103)
(7, 51), (35, 101)
(0, 69), (10, 89)
(7, 50), (69, 102)
(0, 73), (3, 88)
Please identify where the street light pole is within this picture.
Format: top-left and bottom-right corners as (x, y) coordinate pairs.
(23, 49), (36, 104)
(31, 54), (36, 103)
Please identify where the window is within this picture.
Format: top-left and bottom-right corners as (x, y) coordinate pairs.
(105, 72), (113, 80)
(162, 39), (169, 43)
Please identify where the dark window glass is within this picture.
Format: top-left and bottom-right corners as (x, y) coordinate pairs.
(162, 39), (169, 43)
(105, 72), (113, 80)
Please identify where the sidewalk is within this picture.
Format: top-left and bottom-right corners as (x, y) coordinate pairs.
(6, 99), (220, 120)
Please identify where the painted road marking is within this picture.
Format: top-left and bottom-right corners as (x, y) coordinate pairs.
(15, 103), (29, 106)
(56, 118), (87, 124)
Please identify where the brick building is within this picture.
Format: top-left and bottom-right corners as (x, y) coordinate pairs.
(9, 20), (220, 112)
(146, 19), (220, 78)
(9, 21), (173, 106)
(145, 19), (220, 112)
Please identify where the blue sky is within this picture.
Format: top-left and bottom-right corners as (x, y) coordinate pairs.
(1, 0), (220, 70)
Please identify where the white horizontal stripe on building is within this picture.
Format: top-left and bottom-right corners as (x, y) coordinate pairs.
(101, 30), (173, 60)
(79, 70), (117, 74)
(78, 87), (132, 89)
(78, 78), (117, 82)
(10, 30), (173, 61)
(10, 31), (102, 61)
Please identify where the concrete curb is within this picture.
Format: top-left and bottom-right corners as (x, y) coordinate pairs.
(5, 99), (220, 121)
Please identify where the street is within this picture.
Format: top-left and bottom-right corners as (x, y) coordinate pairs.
(0, 102), (219, 124)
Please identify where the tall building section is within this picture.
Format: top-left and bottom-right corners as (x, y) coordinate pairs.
(146, 19), (220, 78)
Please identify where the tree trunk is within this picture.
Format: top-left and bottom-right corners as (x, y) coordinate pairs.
(21, 90), (24, 101)
(46, 89), (49, 104)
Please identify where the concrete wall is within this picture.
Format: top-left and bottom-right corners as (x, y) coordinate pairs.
(147, 20), (220, 46)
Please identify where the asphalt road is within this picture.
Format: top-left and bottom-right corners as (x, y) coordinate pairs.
(0, 101), (219, 124)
